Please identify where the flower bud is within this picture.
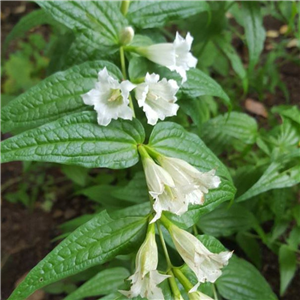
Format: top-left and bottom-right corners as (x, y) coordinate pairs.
(119, 26), (134, 45)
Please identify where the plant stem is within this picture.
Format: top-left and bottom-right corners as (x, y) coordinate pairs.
(212, 284), (219, 300)
(167, 269), (183, 300)
(144, 145), (163, 161)
(193, 225), (198, 236)
(157, 221), (172, 269)
(119, 46), (136, 117)
(173, 267), (199, 300)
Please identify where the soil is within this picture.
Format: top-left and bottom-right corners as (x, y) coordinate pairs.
(1, 2), (300, 300)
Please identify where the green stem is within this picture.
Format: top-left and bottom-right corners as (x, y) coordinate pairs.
(212, 284), (219, 300)
(120, 46), (135, 117)
(193, 225), (198, 236)
(157, 221), (172, 269)
(138, 144), (151, 159)
(167, 270), (183, 300)
(121, 0), (130, 16)
(173, 267), (198, 300)
(160, 214), (173, 230)
(144, 145), (163, 161)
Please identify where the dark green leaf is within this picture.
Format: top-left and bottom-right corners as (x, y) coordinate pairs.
(1, 113), (145, 169)
(181, 68), (231, 108)
(1, 61), (122, 133)
(112, 172), (148, 203)
(237, 160), (300, 202)
(8, 211), (147, 300)
(64, 267), (130, 300)
(128, 1), (209, 29)
(200, 112), (257, 155)
(198, 203), (256, 237)
(279, 245), (297, 295)
(216, 255), (278, 300)
(37, 1), (127, 46)
(236, 232), (262, 268)
(242, 2), (266, 70)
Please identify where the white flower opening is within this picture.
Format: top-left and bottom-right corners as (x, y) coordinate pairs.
(141, 32), (198, 83)
(170, 225), (232, 292)
(159, 156), (221, 207)
(81, 67), (135, 126)
(135, 73), (179, 125)
(142, 154), (221, 223)
(120, 225), (169, 300)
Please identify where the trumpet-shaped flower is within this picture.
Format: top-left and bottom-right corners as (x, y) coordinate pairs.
(135, 73), (179, 125)
(151, 186), (188, 223)
(143, 157), (175, 195)
(81, 67), (135, 126)
(169, 225), (232, 292)
(140, 32), (197, 83)
(159, 156), (221, 207)
(120, 225), (169, 300)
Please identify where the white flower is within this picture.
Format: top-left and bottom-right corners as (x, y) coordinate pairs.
(140, 32), (197, 83)
(81, 67), (135, 126)
(169, 225), (232, 292)
(151, 186), (188, 223)
(143, 157), (175, 195)
(135, 73), (179, 125)
(120, 225), (169, 300)
(159, 156), (221, 207)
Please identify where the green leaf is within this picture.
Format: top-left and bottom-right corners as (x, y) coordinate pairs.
(181, 68), (231, 108)
(197, 235), (226, 253)
(1, 61), (122, 133)
(237, 160), (300, 202)
(37, 1), (127, 46)
(271, 105), (300, 125)
(1, 112), (145, 169)
(216, 255), (278, 300)
(8, 211), (147, 300)
(148, 122), (236, 227)
(61, 165), (89, 187)
(200, 112), (258, 155)
(242, 2), (266, 70)
(64, 267), (130, 300)
(112, 172), (148, 203)
(198, 203), (256, 237)
(63, 34), (119, 70)
(149, 122), (231, 179)
(3, 9), (58, 53)
(214, 35), (248, 92)
(279, 245), (297, 295)
(236, 232), (262, 268)
(127, 1), (209, 29)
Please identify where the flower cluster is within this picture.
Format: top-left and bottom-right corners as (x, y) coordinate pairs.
(142, 153), (221, 223)
(81, 31), (197, 126)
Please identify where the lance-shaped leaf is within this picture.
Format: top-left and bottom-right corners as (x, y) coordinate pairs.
(128, 1), (209, 29)
(148, 122), (236, 227)
(1, 61), (122, 133)
(216, 255), (278, 300)
(181, 68), (231, 108)
(8, 211), (147, 300)
(64, 267), (130, 300)
(37, 1), (127, 46)
(237, 160), (300, 202)
(241, 2), (266, 70)
(1, 112), (145, 169)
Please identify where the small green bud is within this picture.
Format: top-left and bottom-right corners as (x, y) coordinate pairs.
(119, 26), (134, 46)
